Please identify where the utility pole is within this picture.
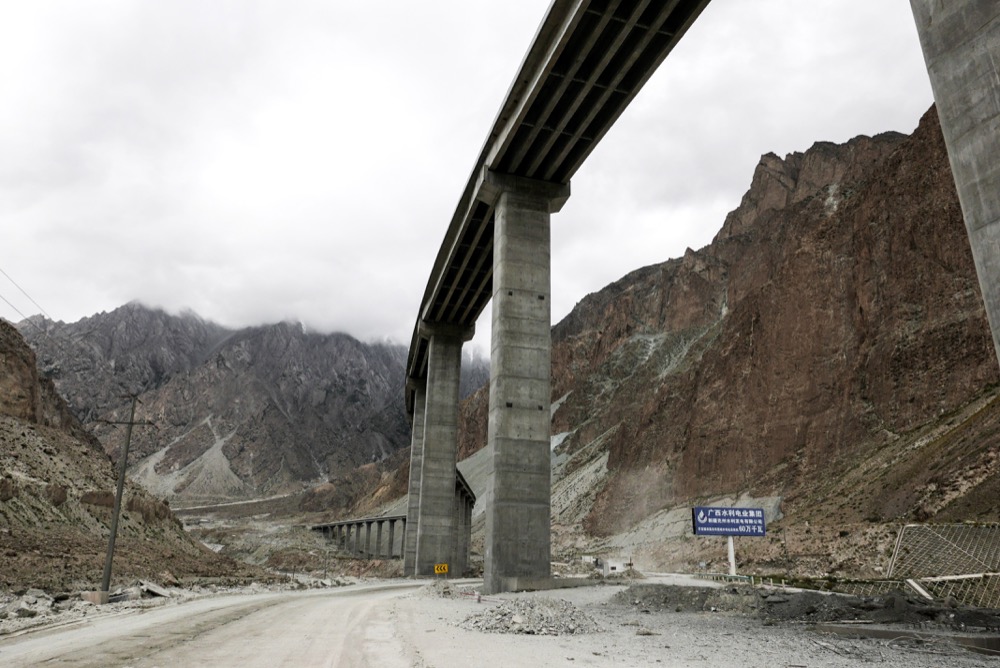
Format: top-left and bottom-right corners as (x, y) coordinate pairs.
(100, 395), (153, 596)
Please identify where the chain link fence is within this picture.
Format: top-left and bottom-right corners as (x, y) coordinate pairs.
(888, 523), (1000, 578)
(884, 523), (1000, 608)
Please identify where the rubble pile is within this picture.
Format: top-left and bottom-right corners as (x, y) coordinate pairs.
(0, 588), (149, 636)
(416, 580), (477, 599)
(614, 583), (758, 614)
(0, 589), (69, 622)
(460, 598), (601, 635)
(759, 588), (1000, 629)
(615, 583), (1000, 632)
(0, 579), (314, 637)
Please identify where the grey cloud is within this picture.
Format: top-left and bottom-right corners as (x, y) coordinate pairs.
(1, 1), (935, 349)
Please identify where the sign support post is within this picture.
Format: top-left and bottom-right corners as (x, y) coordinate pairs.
(727, 536), (736, 576)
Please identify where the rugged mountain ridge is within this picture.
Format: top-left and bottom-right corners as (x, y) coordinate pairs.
(0, 321), (256, 590)
(451, 107), (1000, 574)
(20, 304), (488, 507)
(20, 306), (410, 505)
(21, 305), (230, 422)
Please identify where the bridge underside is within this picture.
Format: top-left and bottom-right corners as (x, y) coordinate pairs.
(404, 0), (714, 399)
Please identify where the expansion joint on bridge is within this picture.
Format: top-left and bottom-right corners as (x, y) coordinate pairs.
(475, 168), (570, 214)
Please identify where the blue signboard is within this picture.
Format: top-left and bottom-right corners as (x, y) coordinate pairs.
(692, 506), (766, 536)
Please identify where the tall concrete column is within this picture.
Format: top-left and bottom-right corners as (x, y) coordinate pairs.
(403, 384), (427, 575)
(462, 496), (472, 574)
(451, 493), (464, 575)
(376, 521), (384, 558)
(364, 522), (372, 557)
(910, 2), (1000, 366)
(480, 169), (569, 594)
(414, 323), (471, 576)
(456, 493), (470, 576)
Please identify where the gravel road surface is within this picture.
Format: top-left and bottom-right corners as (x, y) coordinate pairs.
(0, 578), (995, 667)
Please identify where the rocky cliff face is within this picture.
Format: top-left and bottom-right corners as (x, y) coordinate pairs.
(19, 304), (488, 508)
(454, 107), (1000, 574)
(574, 108), (996, 533)
(0, 321), (95, 444)
(21, 304), (230, 422)
(0, 321), (257, 590)
(20, 306), (410, 505)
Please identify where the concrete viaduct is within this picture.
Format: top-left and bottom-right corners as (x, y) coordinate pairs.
(401, 0), (1000, 594)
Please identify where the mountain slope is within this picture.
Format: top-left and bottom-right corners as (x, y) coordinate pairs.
(445, 106), (1000, 575)
(20, 305), (488, 508)
(0, 320), (259, 590)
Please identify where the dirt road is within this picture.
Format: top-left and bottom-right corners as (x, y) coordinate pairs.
(0, 582), (420, 667)
(1, 578), (995, 667)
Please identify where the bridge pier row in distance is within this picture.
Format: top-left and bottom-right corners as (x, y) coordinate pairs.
(910, 1), (1000, 368)
(313, 516), (406, 559)
(477, 169), (570, 594)
(413, 322), (474, 577)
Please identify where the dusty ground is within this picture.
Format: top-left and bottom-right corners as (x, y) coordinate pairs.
(2, 577), (997, 667)
(392, 577), (1000, 667)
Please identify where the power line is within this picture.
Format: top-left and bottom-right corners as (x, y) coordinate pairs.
(0, 289), (31, 323)
(0, 287), (76, 359)
(0, 289), (103, 419)
(0, 268), (153, 451)
(0, 264), (55, 322)
(0, 265), (94, 365)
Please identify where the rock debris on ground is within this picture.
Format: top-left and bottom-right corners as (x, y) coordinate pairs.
(459, 597), (601, 635)
(0, 576), (346, 637)
(614, 583), (1000, 631)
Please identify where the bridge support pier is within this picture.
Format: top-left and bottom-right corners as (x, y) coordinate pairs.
(413, 323), (472, 576)
(403, 386), (426, 575)
(480, 170), (569, 594)
(911, 1), (1000, 367)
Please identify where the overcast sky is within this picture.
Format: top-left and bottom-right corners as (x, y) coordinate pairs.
(1, 1), (933, 355)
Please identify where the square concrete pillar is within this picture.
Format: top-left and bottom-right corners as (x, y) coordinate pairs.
(453, 493), (471, 576)
(414, 325), (470, 576)
(481, 171), (569, 594)
(911, 1), (1000, 367)
(403, 384), (427, 575)
(451, 493), (465, 575)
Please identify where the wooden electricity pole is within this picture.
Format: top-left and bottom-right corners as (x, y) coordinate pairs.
(100, 395), (153, 595)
